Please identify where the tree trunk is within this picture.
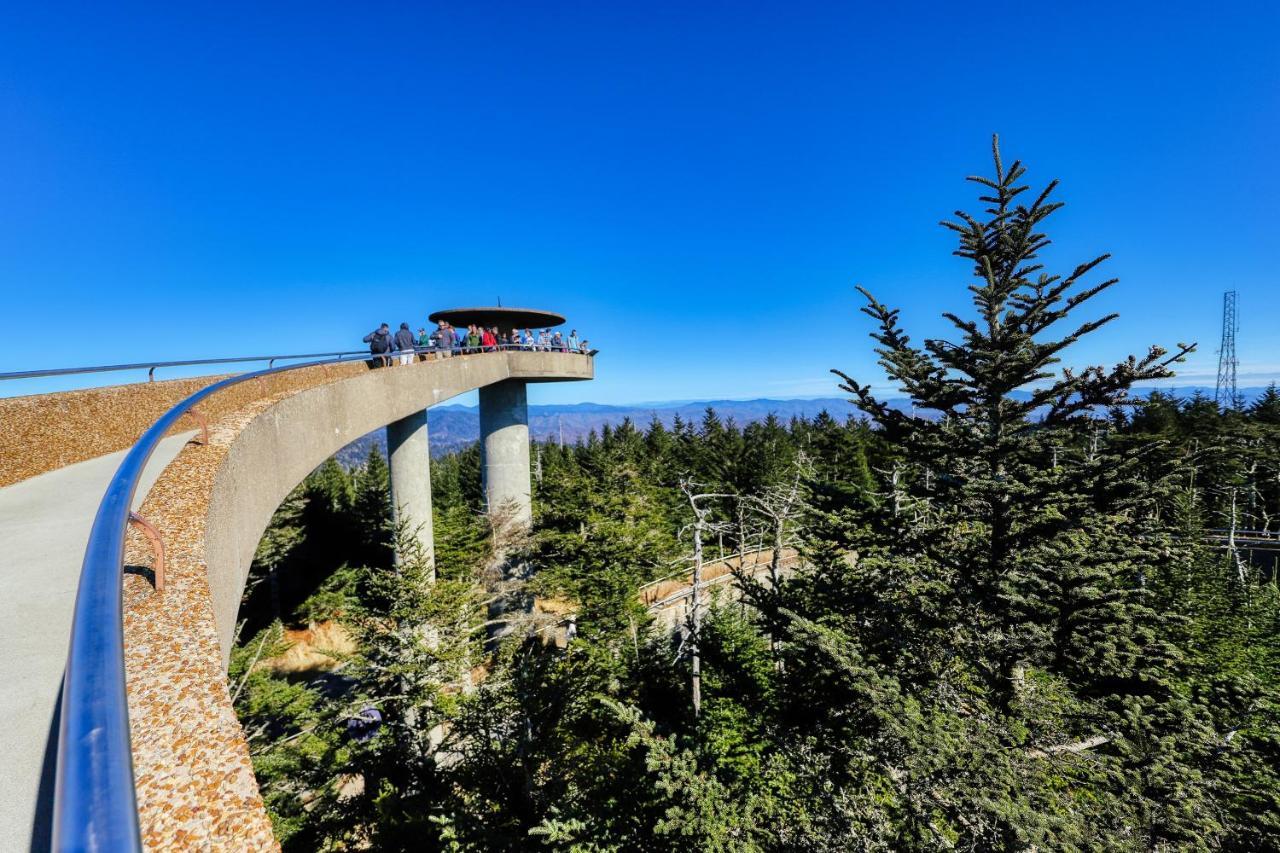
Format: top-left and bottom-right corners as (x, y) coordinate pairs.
(770, 519), (784, 671)
(691, 525), (703, 718)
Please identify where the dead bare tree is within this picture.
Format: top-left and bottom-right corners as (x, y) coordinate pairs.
(679, 478), (733, 718)
(743, 451), (813, 590)
(1226, 486), (1250, 585)
(874, 461), (907, 518)
(740, 453), (812, 669)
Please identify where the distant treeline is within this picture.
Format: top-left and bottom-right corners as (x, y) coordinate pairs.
(334, 387), (1276, 466)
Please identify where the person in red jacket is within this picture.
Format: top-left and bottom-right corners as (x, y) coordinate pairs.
(481, 326), (497, 352)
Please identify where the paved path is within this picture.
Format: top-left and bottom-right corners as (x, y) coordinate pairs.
(0, 433), (194, 853)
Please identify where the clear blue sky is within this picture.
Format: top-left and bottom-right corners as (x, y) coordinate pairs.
(1, 1), (1277, 404)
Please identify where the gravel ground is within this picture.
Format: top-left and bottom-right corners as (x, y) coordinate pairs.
(0, 376), (229, 488)
(0, 361), (379, 488)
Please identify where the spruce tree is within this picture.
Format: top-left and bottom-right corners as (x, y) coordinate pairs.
(303, 518), (485, 850)
(1250, 383), (1280, 425)
(789, 135), (1220, 847)
(350, 442), (393, 568)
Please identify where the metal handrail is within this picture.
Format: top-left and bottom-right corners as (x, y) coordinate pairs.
(0, 351), (370, 382)
(1204, 527), (1280, 538)
(413, 342), (598, 356)
(1, 345), (596, 383)
(52, 351), (375, 851)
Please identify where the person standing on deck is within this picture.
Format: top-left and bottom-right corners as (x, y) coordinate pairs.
(434, 322), (453, 357)
(394, 322), (416, 365)
(363, 323), (392, 365)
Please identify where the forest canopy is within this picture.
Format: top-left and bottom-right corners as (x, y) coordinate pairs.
(231, 141), (1280, 852)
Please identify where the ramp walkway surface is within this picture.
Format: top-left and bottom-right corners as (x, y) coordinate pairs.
(0, 432), (194, 853)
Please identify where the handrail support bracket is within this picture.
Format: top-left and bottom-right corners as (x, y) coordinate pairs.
(186, 407), (209, 445)
(128, 512), (166, 594)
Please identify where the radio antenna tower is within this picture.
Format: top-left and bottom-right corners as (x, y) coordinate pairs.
(1215, 290), (1239, 410)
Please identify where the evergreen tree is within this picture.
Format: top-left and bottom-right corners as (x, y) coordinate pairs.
(1129, 390), (1182, 435)
(350, 442), (393, 569)
(302, 518), (486, 850)
(1251, 383), (1280, 425)
(797, 135), (1222, 847)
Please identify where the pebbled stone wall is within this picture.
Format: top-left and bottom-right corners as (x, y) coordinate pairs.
(0, 363), (374, 488)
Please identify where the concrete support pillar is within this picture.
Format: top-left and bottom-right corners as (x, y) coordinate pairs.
(387, 410), (434, 576)
(479, 380), (532, 532)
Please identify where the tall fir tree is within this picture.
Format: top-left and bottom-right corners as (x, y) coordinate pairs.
(786, 136), (1224, 847)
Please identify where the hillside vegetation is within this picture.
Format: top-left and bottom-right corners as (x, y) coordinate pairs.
(231, 142), (1280, 851)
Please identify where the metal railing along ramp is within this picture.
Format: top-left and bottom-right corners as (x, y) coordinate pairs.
(1, 343), (598, 389)
(7, 352), (375, 851)
(0, 351), (370, 385)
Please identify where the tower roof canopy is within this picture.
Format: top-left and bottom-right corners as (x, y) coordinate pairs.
(427, 306), (566, 331)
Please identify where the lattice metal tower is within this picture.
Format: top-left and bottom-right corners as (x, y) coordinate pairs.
(1215, 290), (1239, 409)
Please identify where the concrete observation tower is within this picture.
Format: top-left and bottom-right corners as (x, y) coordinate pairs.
(389, 306), (578, 564)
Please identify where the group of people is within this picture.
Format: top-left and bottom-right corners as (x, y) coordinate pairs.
(363, 321), (590, 365)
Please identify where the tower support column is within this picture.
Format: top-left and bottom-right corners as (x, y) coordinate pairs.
(479, 380), (532, 533)
(387, 409), (434, 576)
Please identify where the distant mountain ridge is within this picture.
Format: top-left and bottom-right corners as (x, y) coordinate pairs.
(335, 396), (860, 464)
(333, 386), (1271, 465)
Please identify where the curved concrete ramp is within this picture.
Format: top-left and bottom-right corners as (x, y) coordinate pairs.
(114, 350), (590, 849)
(0, 432), (195, 853)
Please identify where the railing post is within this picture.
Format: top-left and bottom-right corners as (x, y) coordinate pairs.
(186, 407), (210, 445)
(128, 512), (166, 593)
